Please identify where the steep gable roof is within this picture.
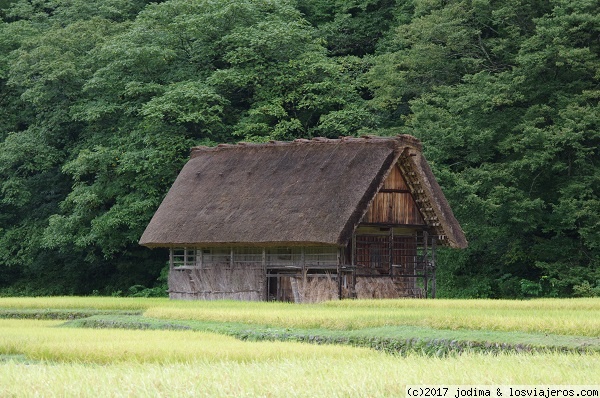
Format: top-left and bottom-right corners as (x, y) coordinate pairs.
(139, 135), (467, 248)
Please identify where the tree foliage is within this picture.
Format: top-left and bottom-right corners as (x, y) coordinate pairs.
(369, 0), (599, 297)
(0, 0), (598, 296)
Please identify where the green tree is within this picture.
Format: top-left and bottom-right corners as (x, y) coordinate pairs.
(298, 0), (402, 57)
(2, 0), (596, 298)
(2, 0), (374, 294)
(369, 0), (599, 297)
(0, 0), (157, 294)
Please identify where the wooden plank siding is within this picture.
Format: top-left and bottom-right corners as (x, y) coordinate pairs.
(363, 165), (425, 225)
(381, 163), (409, 190)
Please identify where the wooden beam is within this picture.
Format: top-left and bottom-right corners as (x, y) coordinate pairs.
(388, 228), (393, 276)
(337, 249), (342, 299)
(262, 248), (267, 301)
(423, 231), (428, 299)
(431, 237), (437, 299)
(378, 188), (412, 193)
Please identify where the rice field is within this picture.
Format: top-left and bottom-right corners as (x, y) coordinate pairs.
(0, 319), (374, 364)
(144, 298), (600, 336)
(1, 296), (599, 335)
(0, 296), (165, 311)
(1, 318), (599, 397)
(1, 297), (599, 397)
(1, 352), (599, 397)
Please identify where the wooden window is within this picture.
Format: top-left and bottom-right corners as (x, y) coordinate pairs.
(172, 248), (200, 268)
(354, 235), (418, 274)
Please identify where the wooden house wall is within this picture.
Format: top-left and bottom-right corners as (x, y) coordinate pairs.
(167, 232), (430, 301)
(354, 235), (417, 271)
(169, 264), (265, 301)
(362, 165), (425, 225)
(171, 246), (338, 269)
(349, 226), (432, 298)
(168, 246), (340, 301)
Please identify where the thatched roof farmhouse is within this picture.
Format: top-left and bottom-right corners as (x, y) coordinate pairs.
(140, 135), (467, 302)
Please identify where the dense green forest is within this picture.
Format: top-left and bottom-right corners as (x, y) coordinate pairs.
(0, 0), (598, 297)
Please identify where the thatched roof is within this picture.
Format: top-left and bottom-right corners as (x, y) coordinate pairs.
(139, 135), (467, 249)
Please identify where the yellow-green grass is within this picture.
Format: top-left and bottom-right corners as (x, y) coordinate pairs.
(145, 298), (600, 336)
(1, 319), (600, 397)
(1, 353), (599, 397)
(0, 296), (169, 311)
(0, 319), (373, 364)
(2, 297), (599, 336)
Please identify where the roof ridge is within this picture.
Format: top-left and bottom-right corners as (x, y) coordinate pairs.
(190, 134), (422, 154)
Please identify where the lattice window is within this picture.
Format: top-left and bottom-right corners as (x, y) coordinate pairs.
(355, 235), (391, 270)
(171, 248), (200, 268)
(304, 247), (338, 266)
(264, 247), (297, 266)
(354, 234), (426, 274)
(232, 248), (263, 266)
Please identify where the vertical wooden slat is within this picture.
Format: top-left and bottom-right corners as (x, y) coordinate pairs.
(364, 191), (424, 225)
(363, 165), (426, 225)
(388, 228), (394, 275)
(262, 248), (267, 301)
(423, 231), (428, 299)
(351, 233), (356, 297)
(382, 166), (410, 190)
(431, 237), (436, 299)
(337, 249), (342, 299)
